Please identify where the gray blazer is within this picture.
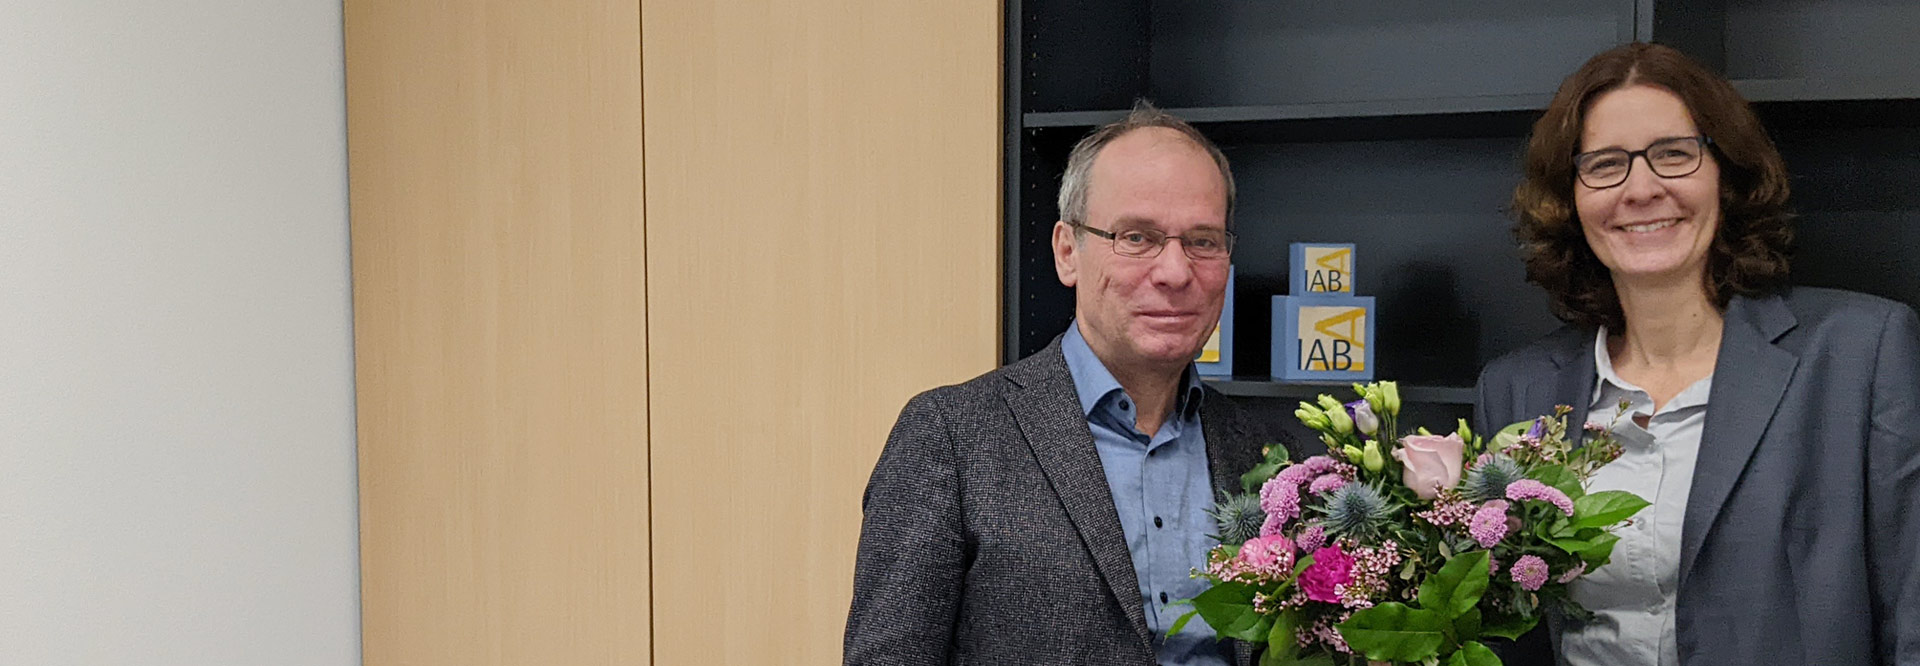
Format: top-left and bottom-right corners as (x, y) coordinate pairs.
(1474, 287), (1920, 666)
(845, 336), (1290, 666)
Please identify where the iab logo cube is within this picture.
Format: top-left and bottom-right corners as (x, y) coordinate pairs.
(1290, 243), (1354, 295)
(1271, 295), (1374, 381)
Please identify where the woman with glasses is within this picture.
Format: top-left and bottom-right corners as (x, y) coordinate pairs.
(1474, 43), (1920, 666)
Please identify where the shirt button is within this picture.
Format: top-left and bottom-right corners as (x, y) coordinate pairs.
(1119, 399), (1131, 411)
(1154, 516), (1163, 528)
(1160, 592), (1169, 604)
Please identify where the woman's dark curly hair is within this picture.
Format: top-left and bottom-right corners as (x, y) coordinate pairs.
(1513, 42), (1794, 331)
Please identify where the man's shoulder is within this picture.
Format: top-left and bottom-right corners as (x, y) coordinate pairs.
(895, 343), (1069, 421)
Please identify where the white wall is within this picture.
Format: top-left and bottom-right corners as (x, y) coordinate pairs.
(0, 1), (360, 664)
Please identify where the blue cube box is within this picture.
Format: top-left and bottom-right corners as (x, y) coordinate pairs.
(1196, 265), (1234, 376)
(1271, 295), (1375, 381)
(1290, 243), (1355, 295)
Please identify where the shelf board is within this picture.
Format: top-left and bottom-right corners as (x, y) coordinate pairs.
(1734, 77), (1920, 104)
(1023, 94), (1552, 128)
(1203, 377), (1477, 406)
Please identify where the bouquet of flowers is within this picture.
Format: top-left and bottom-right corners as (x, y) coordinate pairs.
(1172, 382), (1647, 666)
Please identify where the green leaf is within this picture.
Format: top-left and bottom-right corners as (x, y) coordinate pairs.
(1543, 513), (1575, 539)
(1578, 533), (1621, 570)
(1490, 420), (1532, 453)
(1452, 607), (1483, 642)
(1336, 602), (1449, 662)
(1478, 614), (1539, 641)
(1526, 464), (1584, 499)
(1265, 443), (1293, 465)
(1571, 490), (1650, 529)
(1260, 611), (1299, 663)
(1542, 533), (1596, 554)
(1167, 608), (1200, 638)
(1418, 550), (1492, 620)
(1446, 640), (1503, 666)
(1242, 462), (1284, 493)
(1262, 649), (1337, 666)
(1190, 582), (1273, 642)
(1294, 554), (1315, 577)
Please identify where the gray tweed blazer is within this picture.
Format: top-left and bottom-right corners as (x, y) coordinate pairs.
(845, 336), (1292, 666)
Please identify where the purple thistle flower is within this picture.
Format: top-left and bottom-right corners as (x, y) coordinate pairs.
(1469, 500), (1511, 548)
(1556, 561), (1588, 584)
(1308, 473), (1349, 495)
(1511, 554), (1550, 591)
(1297, 523), (1327, 552)
(1505, 479), (1576, 516)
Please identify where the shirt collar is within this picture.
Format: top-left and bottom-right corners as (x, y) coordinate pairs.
(1062, 320), (1206, 420)
(1591, 326), (1715, 411)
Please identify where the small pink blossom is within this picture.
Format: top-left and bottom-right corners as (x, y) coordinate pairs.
(1505, 479), (1576, 516)
(1510, 555), (1550, 591)
(1415, 493), (1476, 527)
(1260, 477), (1302, 529)
(1556, 561), (1588, 584)
(1308, 473), (1349, 495)
(1297, 523), (1327, 553)
(1469, 500), (1511, 548)
(1276, 462), (1319, 486)
(1303, 455), (1339, 474)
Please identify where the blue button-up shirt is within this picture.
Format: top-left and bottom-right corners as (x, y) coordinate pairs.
(1062, 322), (1227, 666)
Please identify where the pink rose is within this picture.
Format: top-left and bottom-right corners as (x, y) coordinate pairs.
(1234, 533), (1296, 578)
(1393, 433), (1466, 499)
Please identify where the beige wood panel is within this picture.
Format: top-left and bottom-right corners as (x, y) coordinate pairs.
(345, 1), (650, 664)
(642, 1), (1001, 663)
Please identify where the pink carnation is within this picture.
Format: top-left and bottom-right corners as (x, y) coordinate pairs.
(1308, 473), (1349, 495)
(1505, 479), (1576, 516)
(1469, 500), (1510, 548)
(1510, 554), (1549, 591)
(1297, 546), (1356, 603)
(1234, 533), (1297, 579)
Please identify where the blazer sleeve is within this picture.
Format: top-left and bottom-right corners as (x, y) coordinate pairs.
(1866, 304), (1920, 665)
(844, 390), (968, 666)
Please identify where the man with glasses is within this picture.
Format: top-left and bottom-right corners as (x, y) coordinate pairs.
(846, 104), (1293, 666)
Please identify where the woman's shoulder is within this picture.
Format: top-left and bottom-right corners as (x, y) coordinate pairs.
(1480, 324), (1590, 378)
(1773, 286), (1917, 332)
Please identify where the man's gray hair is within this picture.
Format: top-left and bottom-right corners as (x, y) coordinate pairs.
(1055, 101), (1236, 228)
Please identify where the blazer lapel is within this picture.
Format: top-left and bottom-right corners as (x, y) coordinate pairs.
(1681, 294), (1799, 582)
(1201, 390), (1262, 498)
(1547, 328), (1599, 427)
(1003, 341), (1155, 650)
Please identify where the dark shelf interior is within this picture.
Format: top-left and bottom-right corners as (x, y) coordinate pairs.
(1006, 0), (1920, 411)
